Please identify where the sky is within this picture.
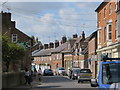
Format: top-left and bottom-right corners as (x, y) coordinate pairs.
(1, 1), (102, 44)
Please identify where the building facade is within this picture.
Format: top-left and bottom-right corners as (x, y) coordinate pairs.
(88, 31), (97, 78)
(2, 12), (33, 71)
(96, 1), (120, 59)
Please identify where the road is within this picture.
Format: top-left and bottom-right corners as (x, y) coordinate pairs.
(30, 75), (96, 89)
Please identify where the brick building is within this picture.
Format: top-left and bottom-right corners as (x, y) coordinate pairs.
(72, 32), (88, 69)
(117, 0), (120, 57)
(62, 34), (78, 71)
(31, 41), (43, 52)
(1, 11), (33, 71)
(32, 41), (60, 72)
(95, 0), (120, 60)
(88, 31), (97, 78)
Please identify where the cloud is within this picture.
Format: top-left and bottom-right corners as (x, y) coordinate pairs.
(5, 0), (103, 2)
(3, 2), (98, 44)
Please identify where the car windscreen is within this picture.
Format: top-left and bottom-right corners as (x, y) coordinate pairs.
(45, 69), (52, 71)
(102, 63), (120, 84)
(59, 68), (65, 70)
(73, 69), (80, 74)
(80, 69), (91, 73)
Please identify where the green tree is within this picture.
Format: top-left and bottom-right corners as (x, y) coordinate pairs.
(2, 35), (25, 72)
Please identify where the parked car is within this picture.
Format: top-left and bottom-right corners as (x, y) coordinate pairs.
(56, 67), (66, 76)
(71, 68), (81, 80)
(43, 69), (54, 76)
(78, 69), (92, 83)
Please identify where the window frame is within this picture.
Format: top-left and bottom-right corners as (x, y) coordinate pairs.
(12, 34), (18, 43)
(109, 3), (112, 15)
(107, 24), (112, 41)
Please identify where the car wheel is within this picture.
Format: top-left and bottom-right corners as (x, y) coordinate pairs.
(78, 80), (80, 83)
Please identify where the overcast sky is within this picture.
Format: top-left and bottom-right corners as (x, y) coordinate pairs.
(2, 2), (101, 44)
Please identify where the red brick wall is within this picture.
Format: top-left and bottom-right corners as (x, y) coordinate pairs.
(97, 1), (117, 47)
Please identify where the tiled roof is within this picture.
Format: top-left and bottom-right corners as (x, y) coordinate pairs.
(52, 42), (68, 53)
(62, 38), (77, 53)
(32, 48), (54, 57)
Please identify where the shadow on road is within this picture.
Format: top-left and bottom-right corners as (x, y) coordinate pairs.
(42, 76), (72, 83)
(34, 85), (61, 88)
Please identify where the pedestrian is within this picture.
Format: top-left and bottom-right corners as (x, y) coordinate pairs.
(37, 68), (42, 81)
(34, 68), (37, 77)
(68, 69), (72, 79)
(24, 68), (31, 85)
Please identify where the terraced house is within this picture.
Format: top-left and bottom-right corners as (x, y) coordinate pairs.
(95, 0), (120, 76)
(2, 11), (33, 71)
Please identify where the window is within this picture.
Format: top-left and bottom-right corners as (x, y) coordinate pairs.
(12, 34), (18, 43)
(102, 63), (120, 84)
(57, 54), (59, 59)
(104, 27), (107, 43)
(104, 8), (106, 18)
(109, 3), (112, 15)
(115, 20), (118, 39)
(68, 44), (71, 49)
(99, 13), (101, 22)
(115, 0), (118, 10)
(108, 25), (112, 40)
(98, 30), (101, 44)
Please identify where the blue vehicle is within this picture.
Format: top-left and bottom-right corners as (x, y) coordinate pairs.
(90, 58), (120, 89)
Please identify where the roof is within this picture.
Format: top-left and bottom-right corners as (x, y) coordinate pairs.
(88, 31), (97, 41)
(15, 28), (32, 40)
(62, 38), (77, 53)
(32, 48), (54, 57)
(95, 0), (109, 12)
(32, 41), (42, 47)
(52, 42), (68, 53)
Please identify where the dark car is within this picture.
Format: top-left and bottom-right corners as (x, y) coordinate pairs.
(78, 69), (92, 83)
(43, 69), (54, 76)
(71, 68), (81, 80)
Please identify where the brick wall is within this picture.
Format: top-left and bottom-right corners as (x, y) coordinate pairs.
(97, 1), (117, 48)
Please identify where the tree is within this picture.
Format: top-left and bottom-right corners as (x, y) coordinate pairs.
(2, 35), (25, 72)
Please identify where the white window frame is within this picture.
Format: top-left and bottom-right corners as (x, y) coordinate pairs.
(12, 34), (18, 43)
(109, 3), (112, 15)
(115, 20), (118, 40)
(98, 30), (101, 44)
(107, 24), (112, 41)
(104, 8), (106, 19)
(104, 27), (107, 43)
(57, 54), (59, 59)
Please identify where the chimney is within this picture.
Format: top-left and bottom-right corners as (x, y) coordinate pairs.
(44, 44), (48, 49)
(11, 21), (16, 28)
(73, 34), (78, 38)
(61, 35), (67, 44)
(82, 31), (85, 39)
(49, 42), (54, 48)
(40, 45), (43, 50)
(55, 40), (59, 48)
(2, 12), (11, 26)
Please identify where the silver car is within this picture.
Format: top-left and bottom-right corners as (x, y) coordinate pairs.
(78, 69), (92, 83)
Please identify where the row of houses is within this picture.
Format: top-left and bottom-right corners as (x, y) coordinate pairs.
(1, 11), (34, 71)
(32, 0), (120, 78)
